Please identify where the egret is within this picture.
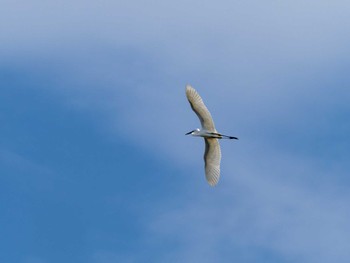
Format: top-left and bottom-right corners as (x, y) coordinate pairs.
(185, 85), (238, 186)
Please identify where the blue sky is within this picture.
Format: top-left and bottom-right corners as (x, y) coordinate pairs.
(1, 1), (350, 262)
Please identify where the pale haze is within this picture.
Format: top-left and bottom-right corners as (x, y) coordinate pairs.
(1, 1), (350, 263)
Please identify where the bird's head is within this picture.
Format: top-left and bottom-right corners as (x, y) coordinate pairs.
(185, 128), (200, 135)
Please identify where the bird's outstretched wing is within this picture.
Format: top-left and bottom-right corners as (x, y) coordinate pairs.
(204, 138), (221, 186)
(186, 85), (216, 132)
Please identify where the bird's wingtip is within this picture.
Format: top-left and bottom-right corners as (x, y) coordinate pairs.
(186, 84), (193, 90)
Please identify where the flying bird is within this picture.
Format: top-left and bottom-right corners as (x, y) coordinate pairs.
(185, 85), (238, 186)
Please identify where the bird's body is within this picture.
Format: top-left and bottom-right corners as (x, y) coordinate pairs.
(185, 85), (238, 186)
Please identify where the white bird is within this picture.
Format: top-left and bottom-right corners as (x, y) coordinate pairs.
(185, 85), (238, 186)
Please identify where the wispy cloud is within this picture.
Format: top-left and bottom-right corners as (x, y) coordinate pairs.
(0, 149), (54, 191)
(149, 149), (350, 262)
(23, 255), (47, 263)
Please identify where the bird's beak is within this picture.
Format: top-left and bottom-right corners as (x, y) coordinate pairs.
(185, 131), (192, 135)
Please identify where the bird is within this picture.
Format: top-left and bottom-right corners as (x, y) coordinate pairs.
(185, 84), (238, 186)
